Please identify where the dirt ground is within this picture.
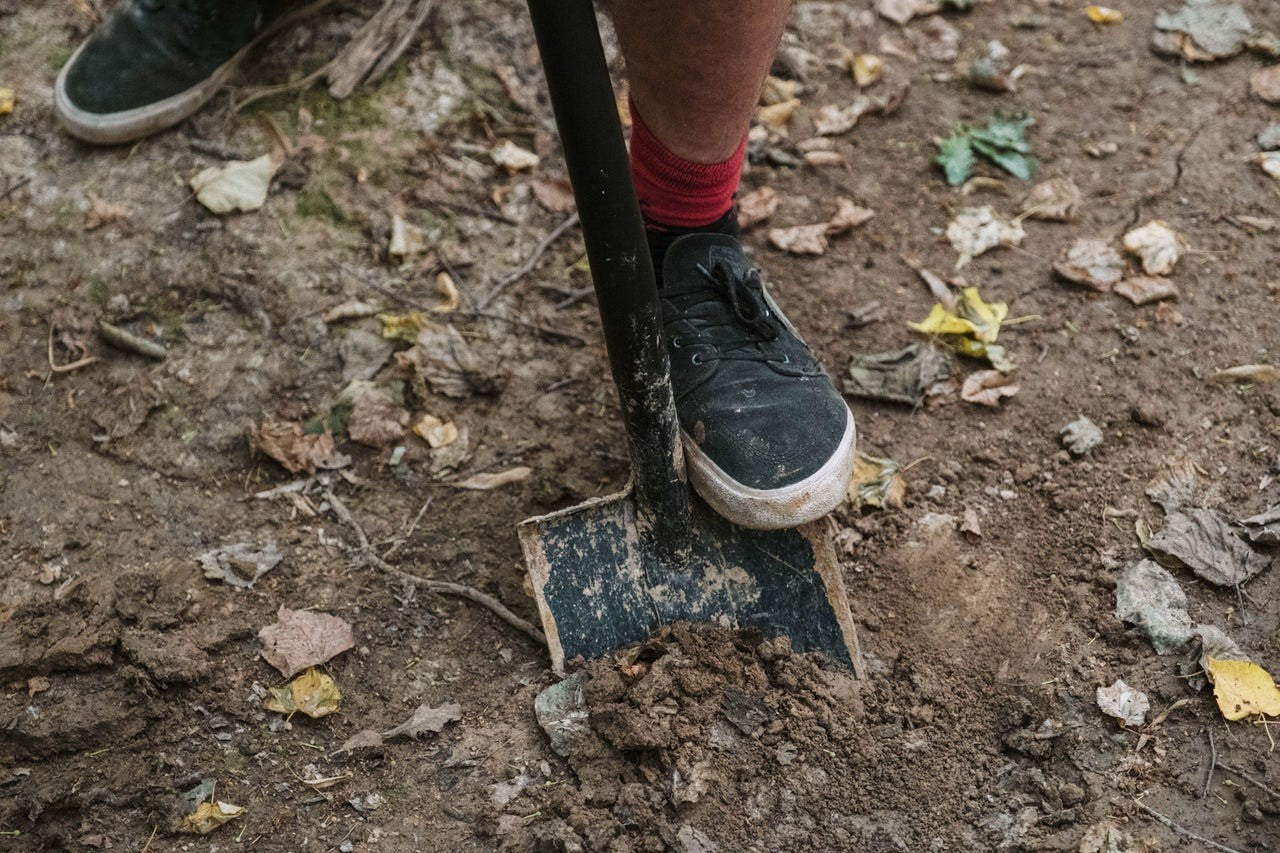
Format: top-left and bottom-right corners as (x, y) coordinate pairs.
(3, 0), (1280, 849)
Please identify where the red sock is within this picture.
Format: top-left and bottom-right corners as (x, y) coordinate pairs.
(629, 98), (746, 230)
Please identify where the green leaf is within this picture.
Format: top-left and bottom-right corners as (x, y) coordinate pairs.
(936, 133), (976, 186)
(970, 137), (1037, 180)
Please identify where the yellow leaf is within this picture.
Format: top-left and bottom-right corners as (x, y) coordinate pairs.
(0, 87), (14, 116)
(1206, 658), (1280, 721)
(756, 99), (800, 131)
(378, 311), (425, 342)
(182, 801), (245, 834)
(908, 287), (1008, 344)
(1085, 5), (1123, 23)
(264, 667), (342, 719)
(431, 271), (459, 313)
(851, 54), (884, 88)
(848, 453), (905, 510)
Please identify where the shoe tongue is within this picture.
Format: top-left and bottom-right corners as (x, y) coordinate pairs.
(662, 233), (753, 290)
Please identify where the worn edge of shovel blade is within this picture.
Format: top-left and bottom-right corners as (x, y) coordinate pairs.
(519, 486), (637, 676)
(796, 519), (867, 680)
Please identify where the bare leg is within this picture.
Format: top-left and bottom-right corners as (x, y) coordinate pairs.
(610, 0), (792, 163)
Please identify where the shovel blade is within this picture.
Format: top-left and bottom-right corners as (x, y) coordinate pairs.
(520, 486), (864, 676)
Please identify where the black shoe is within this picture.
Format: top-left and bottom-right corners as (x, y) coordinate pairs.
(661, 234), (856, 530)
(54, 0), (322, 144)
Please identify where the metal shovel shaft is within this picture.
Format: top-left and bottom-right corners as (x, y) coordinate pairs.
(524, 0), (691, 550)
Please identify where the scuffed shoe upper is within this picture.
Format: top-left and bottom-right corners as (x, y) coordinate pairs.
(61, 0), (275, 116)
(661, 234), (849, 492)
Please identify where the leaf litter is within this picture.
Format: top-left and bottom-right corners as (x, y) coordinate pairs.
(844, 343), (953, 405)
(1144, 509), (1272, 587)
(250, 419), (351, 474)
(945, 206), (1026, 269)
(768, 198), (874, 255)
(198, 542), (283, 589)
(340, 702), (463, 752)
(1205, 658), (1280, 720)
(259, 605), (356, 678)
(190, 154), (278, 214)
(1095, 679), (1149, 726)
(848, 453), (906, 510)
(1122, 220), (1184, 275)
(264, 667), (343, 719)
(182, 801), (245, 835)
(960, 369), (1020, 407)
(1054, 238), (1124, 291)
(1020, 177), (1081, 222)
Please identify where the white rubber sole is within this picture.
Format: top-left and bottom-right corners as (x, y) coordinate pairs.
(53, 0), (330, 145)
(683, 404), (857, 531)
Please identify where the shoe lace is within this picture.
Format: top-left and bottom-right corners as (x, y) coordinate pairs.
(673, 262), (787, 365)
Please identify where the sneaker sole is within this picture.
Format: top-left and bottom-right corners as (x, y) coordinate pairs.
(682, 404), (857, 531)
(53, 0), (330, 145)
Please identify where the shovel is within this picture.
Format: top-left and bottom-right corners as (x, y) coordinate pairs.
(519, 0), (865, 678)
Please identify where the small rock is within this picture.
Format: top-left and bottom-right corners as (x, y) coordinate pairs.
(1129, 403), (1165, 428)
(1060, 416), (1103, 456)
(1259, 124), (1280, 151)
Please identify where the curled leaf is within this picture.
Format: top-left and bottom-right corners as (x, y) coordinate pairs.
(909, 286), (1008, 344)
(264, 667), (342, 718)
(1205, 657), (1280, 721)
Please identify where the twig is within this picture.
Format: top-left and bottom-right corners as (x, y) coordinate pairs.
(454, 310), (588, 346)
(479, 212), (580, 308)
(1203, 728), (1217, 799)
(47, 327), (98, 374)
(1218, 762), (1280, 800)
(98, 320), (166, 360)
(324, 488), (546, 645)
(419, 198), (517, 226)
(382, 497), (431, 559)
(235, 59), (336, 113)
(1132, 799), (1244, 853)
(0, 175), (31, 202)
(140, 826), (158, 853)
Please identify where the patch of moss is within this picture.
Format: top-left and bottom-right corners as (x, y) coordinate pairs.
(47, 47), (72, 72)
(294, 186), (347, 224)
(88, 277), (111, 306)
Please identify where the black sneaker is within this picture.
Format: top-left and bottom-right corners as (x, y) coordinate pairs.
(54, 0), (322, 144)
(661, 234), (856, 530)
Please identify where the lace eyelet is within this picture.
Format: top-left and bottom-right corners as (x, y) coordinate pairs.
(671, 337), (683, 348)
(690, 353), (703, 366)
(778, 354), (790, 365)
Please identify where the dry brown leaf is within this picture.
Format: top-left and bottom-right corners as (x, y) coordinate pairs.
(768, 223), (830, 255)
(250, 419), (351, 474)
(737, 187), (780, 229)
(259, 606), (355, 678)
(490, 140), (539, 174)
(876, 0), (940, 26)
(1020, 178), (1081, 222)
(412, 414), (459, 448)
(760, 75), (799, 106)
(756, 98), (800, 131)
(960, 370), (1020, 407)
(1155, 302), (1184, 325)
(827, 198), (875, 233)
(530, 178), (576, 213)
(182, 801), (244, 834)
(1053, 238), (1123, 291)
(960, 508), (982, 544)
(85, 192), (130, 231)
(339, 729), (385, 752)
(915, 15), (960, 62)
(432, 271), (460, 313)
(340, 380), (409, 448)
(768, 199), (872, 255)
(383, 702), (462, 739)
(455, 466), (532, 490)
(1114, 276), (1178, 305)
(946, 206), (1025, 269)
(1122, 220), (1184, 275)
(323, 300), (382, 323)
(804, 150), (846, 168)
